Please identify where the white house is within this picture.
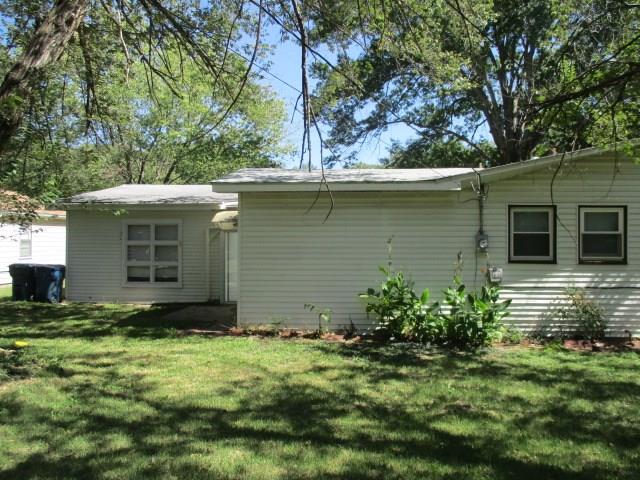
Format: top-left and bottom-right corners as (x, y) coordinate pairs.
(61, 184), (238, 304)
(0, 210), (67, 284)
(211, 145), (640, 336)
(61, 145), (640, 335)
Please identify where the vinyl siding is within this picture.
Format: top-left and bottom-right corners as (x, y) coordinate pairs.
(0, 220), (66, 285)
(31, 220), (66, 266)
(237, 156), (640, 335)
(66, 209), (224, 303)
(0, 224), (21, 284)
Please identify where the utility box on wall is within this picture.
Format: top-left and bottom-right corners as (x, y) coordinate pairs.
(476, 232), (489, 253)
(488, 266), (503, 283)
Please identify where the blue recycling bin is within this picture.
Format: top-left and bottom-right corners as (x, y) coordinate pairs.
(33, 264), (66, 303)
(9, 263), (36, 301)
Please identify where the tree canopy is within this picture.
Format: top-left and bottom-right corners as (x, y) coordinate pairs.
(305, 0), (640, 166)
(1, 0), (640, 212)
(0, 0), (290, 202)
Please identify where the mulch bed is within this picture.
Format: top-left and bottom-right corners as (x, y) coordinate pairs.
(561, 338), (640, 352)
(178, 327), (640, 352)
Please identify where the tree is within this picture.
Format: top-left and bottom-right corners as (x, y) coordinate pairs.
(306, 0), (640, 166)
(0, 42), (289, 197)
(384, 139), (497, 168)
(0, 0), (290, 199)
(0, 0), (271, 161)
(0, 0), (87, 150)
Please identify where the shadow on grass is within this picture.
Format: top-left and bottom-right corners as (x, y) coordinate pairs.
(1, 342), (640, 479)
(0, 300), (232, 340)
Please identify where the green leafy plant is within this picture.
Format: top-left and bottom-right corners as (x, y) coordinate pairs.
(360, 243), (511, 350)
(304, 304), (333, 334)
(496, 326), (524, 344)
(359, 267), (420, 339)
(440, 279), (511, 349)
(360, 269), (509, 348)
(359, 237), (443, 342)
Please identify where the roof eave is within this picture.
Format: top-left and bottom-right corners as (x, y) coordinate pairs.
(455, 142), (638, 187)
(211, 181), (463, 193)
(61, 201), (236, 210)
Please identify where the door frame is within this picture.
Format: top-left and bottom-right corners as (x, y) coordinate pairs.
(224, 230), (238, 302)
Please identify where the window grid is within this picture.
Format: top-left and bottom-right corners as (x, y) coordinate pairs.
(123, 221), (181, 285)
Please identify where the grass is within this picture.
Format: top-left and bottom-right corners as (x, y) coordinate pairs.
(1, 300), (639, 479)
(0, 285), (11, 301)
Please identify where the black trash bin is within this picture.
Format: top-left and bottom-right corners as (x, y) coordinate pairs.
(33, 264), (66, 303)
(9, 263), (36, 301)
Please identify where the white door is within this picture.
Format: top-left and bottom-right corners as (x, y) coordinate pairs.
(225, 231), (238, 302)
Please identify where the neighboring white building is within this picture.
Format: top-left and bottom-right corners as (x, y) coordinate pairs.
(61, 185), (238, 304)
(212, 145), (640, 335)
(0, 210), (67, 284)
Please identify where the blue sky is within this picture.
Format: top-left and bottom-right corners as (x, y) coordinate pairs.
(256, 26), (417, 169)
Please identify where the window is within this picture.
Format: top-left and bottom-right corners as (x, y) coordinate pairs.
(18, 226), (32, 259)
(579, 206), (626, 264)
(509, 206), (556, 263)
(123, 221), (181, 285)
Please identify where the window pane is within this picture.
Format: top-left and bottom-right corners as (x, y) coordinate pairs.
(127, 245), (150, 261)
(155, 245), (178, 262)
(514, 211), (549, 232)
(155, 266), (178, 282)
(584, 211), (618, 232)
(127, 266), (150, 282)
(513, 233), (550, 257)
(582, 233), (622, 258)
(128, 225), (150, 241)
(155, 224), (178, 241)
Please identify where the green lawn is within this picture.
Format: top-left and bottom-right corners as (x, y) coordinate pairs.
(0, 285), (10, 301)
(1, 300), (639, 479)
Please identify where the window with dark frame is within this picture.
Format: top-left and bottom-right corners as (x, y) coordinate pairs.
(124, 222), (181, 284)
(509, 206), (555, 263)
(579, 206), (626, 264)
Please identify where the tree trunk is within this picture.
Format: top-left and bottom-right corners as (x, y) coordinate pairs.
(0, 0), (87, 151)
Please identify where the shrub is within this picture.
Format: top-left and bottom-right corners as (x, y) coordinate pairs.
(559, 288), (607, 340)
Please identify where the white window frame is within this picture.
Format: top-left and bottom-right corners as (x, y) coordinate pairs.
(122, 220), (183, 287)
(18, 226), (32, 259)
(509, 206), (556, 263)
(579, 206), (626, 264)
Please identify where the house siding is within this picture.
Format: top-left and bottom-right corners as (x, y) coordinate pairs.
(237, 156), (640, 335)
(66, 209), (224, 303)
(0, 224), (21, 284)
(0, 219), (66, 285)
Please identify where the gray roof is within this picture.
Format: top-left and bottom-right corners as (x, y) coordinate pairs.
(62, 184), (237, 208)
(214, 167), (475, 184)
(212, 142), (639, 193)
(212, 167), (476, 192)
